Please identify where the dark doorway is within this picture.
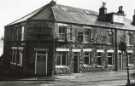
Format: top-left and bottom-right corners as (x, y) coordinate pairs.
(73, 53), (80, 73)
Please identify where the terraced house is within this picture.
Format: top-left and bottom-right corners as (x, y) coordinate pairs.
(3, 1), (135, 77)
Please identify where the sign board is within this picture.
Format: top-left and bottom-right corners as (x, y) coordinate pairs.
(113, 14), (124, 24)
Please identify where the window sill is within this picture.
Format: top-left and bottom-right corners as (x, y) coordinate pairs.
(57, 40), (65, 42)
(107, 65), (113, 67)
(83, 64), (92, 67)
(10, 62), (22, 67)
(96, 65), (104, 68)
(55, 65), (68, 68)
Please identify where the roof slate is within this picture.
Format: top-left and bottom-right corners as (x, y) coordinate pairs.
(6, 2), (135, 31)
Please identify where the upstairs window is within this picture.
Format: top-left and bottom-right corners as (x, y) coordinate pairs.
(128, 32), (134, 45)
(21, 26), (24, 41)
(67, 27), (73, 42)
(84, 29), (90, 43)
(57, 26), (66, 41)
(78, 32), (83, 42)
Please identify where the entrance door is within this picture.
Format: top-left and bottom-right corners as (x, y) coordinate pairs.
(73, 53), (79, 73)
(35, 49), (48, 76)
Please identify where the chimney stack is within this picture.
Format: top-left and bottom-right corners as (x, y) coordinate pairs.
(98, 2), (107, 21)
(99, 2), (107, 16)
(117, 6), (124, 16)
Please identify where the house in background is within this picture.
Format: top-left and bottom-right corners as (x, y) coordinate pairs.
(3, 1), (135, 77)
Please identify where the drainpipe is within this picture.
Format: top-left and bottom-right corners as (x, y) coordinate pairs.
(114, 29), (118, 71)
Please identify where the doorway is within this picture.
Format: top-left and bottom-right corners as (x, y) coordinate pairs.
(73, 52), (80, 73)
(35, 48), (48, 76)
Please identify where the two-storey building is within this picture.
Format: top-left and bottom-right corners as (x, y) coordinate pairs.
(3, 1), (135, 77)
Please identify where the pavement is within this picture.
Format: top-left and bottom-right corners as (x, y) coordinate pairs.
(0, 70), (135, 86)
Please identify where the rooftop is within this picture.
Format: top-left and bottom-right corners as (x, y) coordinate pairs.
(6, 1), (135, 31)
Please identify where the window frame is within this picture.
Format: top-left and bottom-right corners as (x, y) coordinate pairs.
(107, 53), (113, 65)
(78, 32), (84, 42)
(96, 52), (103, 65)
(11, 47), (23, 66)
(83, 52), (91, 65)
(56, 52), (68, 66)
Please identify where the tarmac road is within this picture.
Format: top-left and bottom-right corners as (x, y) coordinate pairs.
(0, 70), (135, 86)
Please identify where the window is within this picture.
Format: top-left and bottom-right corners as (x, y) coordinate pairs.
(128, 32), (134, 45)
(96, 52), (102, 65)
(67, 27), (73, 41)
(107, 53), (113, 65)
(57, 26), (66, 41)
(84, 29), (90, 43)
(21, 26), (24, 41)
(84, 52), (91, 64)
(11, 47), (23, 66)
(78, 32), (83, 42)
(56, 52), (68, 65)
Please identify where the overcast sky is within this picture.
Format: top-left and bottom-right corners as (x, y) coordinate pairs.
(0, 0), (135, 38)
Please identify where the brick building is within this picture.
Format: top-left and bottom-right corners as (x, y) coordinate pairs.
(3, 1), (135, 77)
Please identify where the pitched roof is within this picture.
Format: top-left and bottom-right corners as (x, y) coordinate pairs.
(52, 4), (135, 30)
(6, 1), (135, 31)
(7, 7), (42, 26)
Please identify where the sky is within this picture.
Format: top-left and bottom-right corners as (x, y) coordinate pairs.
(0, 0), (135, 38)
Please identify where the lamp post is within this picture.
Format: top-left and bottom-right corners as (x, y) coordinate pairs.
(119, 41), (130, 86)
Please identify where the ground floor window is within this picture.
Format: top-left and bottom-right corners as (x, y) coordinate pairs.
(107, 53), (113, 65)
(11, 47), (23, 66)
(56, 52), (68, 65)
(96, 52), (103, 65)
(84, 52), (91, 64)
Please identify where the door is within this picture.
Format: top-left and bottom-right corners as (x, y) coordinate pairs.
(35, 49), (48, 76)
(73, 53), (79, 73)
